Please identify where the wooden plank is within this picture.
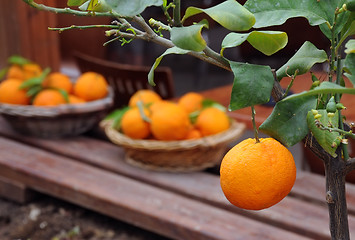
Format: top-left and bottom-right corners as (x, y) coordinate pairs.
(0, 176), (38, 203)
(0, 137), (310, 240)
(3, 117), (354, 213)
(0, 118), (352, 239)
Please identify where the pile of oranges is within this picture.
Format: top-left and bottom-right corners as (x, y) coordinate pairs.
(0, 57), (109, 106)
(113, 89), (231, 141)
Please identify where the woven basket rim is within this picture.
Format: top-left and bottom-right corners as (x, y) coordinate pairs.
(0, 87), (114, 117)
(102, 119), (246, 151)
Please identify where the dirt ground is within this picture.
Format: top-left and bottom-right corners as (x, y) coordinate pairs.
(0, 194), (171, 240)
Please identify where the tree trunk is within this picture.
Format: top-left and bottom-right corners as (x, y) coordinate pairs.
(324, 155), (350, 240)
(305, 134), (350, 239)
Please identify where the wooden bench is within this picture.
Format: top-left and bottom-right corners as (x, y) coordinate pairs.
(0, 117), (355, 239)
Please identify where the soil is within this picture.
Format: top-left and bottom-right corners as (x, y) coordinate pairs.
(0, 194), (171, 240)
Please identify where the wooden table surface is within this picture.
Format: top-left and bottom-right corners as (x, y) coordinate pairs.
(1, 115), (355, 239)
(200, 72), (355, 129)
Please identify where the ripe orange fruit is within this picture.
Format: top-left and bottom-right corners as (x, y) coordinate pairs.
(6, 65), (25, 80)
(185, 127), (202, 140)
(22, 63), (42, 80)
(178, 92), (204, 113)
(220, 138), (296, 210)
(32, 89), (67, 106)
(128, 89), (162, 107)
(74, 72), (108, 101)
(195, 107), (230, 136)
(149, 100), (171, 114)
(42, 72), (73, 93)
(150, 102), (191, 141)
(120, 107), (151, 139)
(0, 79), (30, 105)
(68, 95), (86, 104)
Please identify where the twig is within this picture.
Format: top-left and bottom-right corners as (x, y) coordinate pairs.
(49, 24), (121, 32)
(315, 120), (355, 139)
(22, 0), (116, 17)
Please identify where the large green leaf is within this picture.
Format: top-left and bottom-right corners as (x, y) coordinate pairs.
(183, 0), (255, 31)
(148, 47), (190, 86)
(259, 96), (317, 147)
(229, 62), (274, 110)
(344, 52), (355, 87)
(307, 109), (340, 157)
(283, 81), (355, 101)
(276, 41), (328, 80)
(244, 0), (345, 29)
(84, 0), (163, 16)
(221, 31), (287, 56)
(171, 20), (208, 52)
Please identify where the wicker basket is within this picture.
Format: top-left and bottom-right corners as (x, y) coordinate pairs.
(101, 119), (246, 172)
(0, 88), (114, 138)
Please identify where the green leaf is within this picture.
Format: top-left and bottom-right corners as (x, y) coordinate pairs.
(229, 62), (274, 110)
(307, 109), (340, 157)
(344, 52), (355, 86)
(183, 0), (255, 31)
(148, 47), (190, 86)
(345, 39), (355, 54)
(0, 67), (8, 80)
(171, 20), (208, 52)
(105, 107), (130, 129)
(201, 98), (226, 112)
(104, 0), (163, 16)
(259, 96), (317, 147)
(221, 31), (288, 56)
(7, 55), (31, 66)
(338, 20), (355, 49)
(79, 0), (111, 12)
(285, 81), (355, 101)
(276, 41), (328, 80)
(20, 77), (43, 90)
(26, 85), (42, 98)
(247, 31), (288, 56)
(244, 0), (345, 29)
(19, 67), (51, 89)
(67, 0), (88, 7)
(58, 89), (70, 103)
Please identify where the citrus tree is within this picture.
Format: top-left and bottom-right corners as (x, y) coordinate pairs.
(22, 0), (355, 238)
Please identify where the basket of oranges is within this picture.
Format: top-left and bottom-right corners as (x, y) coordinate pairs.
(101, 90), (246, 172)
(0, 56), (113, 138)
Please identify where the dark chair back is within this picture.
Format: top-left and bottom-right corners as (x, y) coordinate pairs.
(74, 52), (175, 108)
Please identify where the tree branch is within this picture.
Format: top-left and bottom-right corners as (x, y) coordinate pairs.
(346, 157), (355, 174)
(22, 0), (116, 17)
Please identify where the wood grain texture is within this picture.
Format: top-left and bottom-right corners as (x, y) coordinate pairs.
(0, 176), (38, 203)
(0, 137), (309, 240)
(0, 117), (355, 238)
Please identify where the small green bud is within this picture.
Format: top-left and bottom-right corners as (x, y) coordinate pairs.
(327, 112), (335, 118)
(336, 103), (346, 110)
(311, 81), (320, 88)
(311, 109), (319, 115)
(314, 113), (322, 119)
(326, 96), (337, 113)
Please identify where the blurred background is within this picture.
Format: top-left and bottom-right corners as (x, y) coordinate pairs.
(0, 0), (330, 96)
(0, 0), (334, 170)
